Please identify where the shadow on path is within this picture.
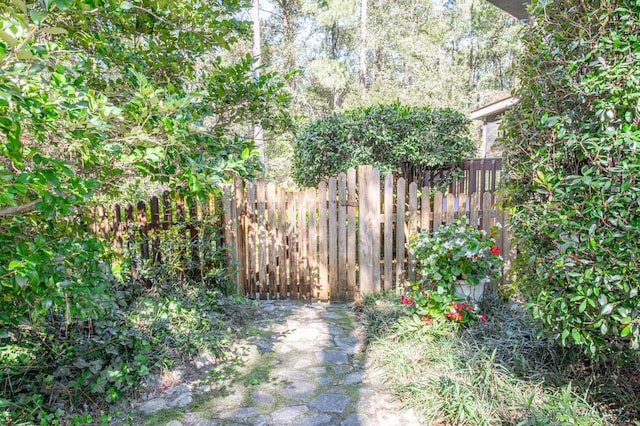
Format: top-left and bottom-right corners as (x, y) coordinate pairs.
(137, 300), (421, 426)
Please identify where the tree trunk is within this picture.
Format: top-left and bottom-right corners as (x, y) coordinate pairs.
(252, 0), (265, 162)
(359, 0), (368, 96)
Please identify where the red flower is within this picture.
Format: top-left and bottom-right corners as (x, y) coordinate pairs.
(446, 311), (463, 321)
(479, 314), (487, 322)
(490, 246), (500, 255)
(400, 295), (413, 305)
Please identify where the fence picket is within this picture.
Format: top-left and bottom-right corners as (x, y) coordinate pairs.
(433, 191), (443, 231)
(328, 178), (338, 299)
(370, 167), (381, 293)
(246, 182), (257, 296)
(395, 177), (406, 288)
(347, 168), (357, 298)
(408, 182), (418, 283)
(338, 173), (347, 300)
(277, 188), (287, 299)
(307, 187), (318, 299)
(297, 190), (308, 299)
(318, 182), (328, 300)
(383, 172), (393, 291)
(267, 183), (278, 299)
(234, 176), (246, 292)
(287, 192), (297, 298)
(420, 186), (430, 232)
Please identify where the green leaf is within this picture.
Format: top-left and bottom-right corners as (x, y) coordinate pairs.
(621, 324), (631, 337)
(15, 49), (34, 60)
(29, 9), (48, 25)
(41, 27), (67, 35)
(571, 328), (581, 344)
(11, 0), (27, 14)
(8, 260), (22, 270)
(0, 30), (17, 48)
(54, 0), (73, 10)
(120, 1), (135, 10)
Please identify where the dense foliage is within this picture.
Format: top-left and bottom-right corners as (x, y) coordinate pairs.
(0, 0), (290, 422)
(500, 0), (640, 355)
(292, 104), (475, 187)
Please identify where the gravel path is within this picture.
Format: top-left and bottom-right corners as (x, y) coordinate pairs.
(135, 301), (421, 426)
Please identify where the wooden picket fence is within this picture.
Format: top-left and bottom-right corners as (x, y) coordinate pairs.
(223, 165), (510, 301)
(91, 192), (224, 285)
(423, 157), (502, 196)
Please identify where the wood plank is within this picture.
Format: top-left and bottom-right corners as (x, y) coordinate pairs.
(395, 177), (406, 288)
(482, 192), (493, 233)
(287, 192), (297, 299)
(358, 166), (372, 295)
(256, 180), (267, 299)
(113, 204), (123, 254)
(223, 188), (234, 276)
(188, 198), (200, 278)
(297, 190), (308, 299)
(307, 187), (318, 299)
(407, 182), (418, 283)
(246, 182), (257, 297)
(347, 168), (357, 300)
(318, 181), (329, 300)
(469, 192), (480, 229)
(420, 186), (431, 232)
(267, 182), (278, 299)
(458, 193), (468, 223)
(370, 167), (381, 293)
(445, 193), (456, 224)
(383, 172), (393, 291)
(149, 197), (160, 264)
(234, 176), (246, 294)
(328, 177), (338, 299)
(433, 191), (443, 231)
(277, 188), (287, 299)
(137, 201), (149, 261)
(338, 173), (347, 300)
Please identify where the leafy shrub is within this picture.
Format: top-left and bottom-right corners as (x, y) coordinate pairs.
(292, 104), (475, 187)
(500, 0), (640, 355)
(411, 218), (503, 287)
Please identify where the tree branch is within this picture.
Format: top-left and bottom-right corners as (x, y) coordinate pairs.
(0, 200), (40, 217)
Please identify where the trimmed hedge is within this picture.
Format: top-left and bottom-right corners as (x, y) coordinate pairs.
(292, 104), (475, 187)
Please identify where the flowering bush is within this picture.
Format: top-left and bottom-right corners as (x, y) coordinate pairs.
(401, 282), (487, 325)
(410, 218), (503, 287)
(399, 218), (501, 324)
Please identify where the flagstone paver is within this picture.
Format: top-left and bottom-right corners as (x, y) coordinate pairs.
(134, 301), (421, 425)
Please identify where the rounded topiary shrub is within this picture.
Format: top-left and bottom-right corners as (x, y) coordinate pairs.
(292, 104), (475, 187)
(500, 0), (640, 355)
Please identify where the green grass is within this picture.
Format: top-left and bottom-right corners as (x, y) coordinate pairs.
(356, 293), (639, 425)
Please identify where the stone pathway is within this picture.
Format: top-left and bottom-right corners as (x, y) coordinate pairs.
(135, 301), (421, 426)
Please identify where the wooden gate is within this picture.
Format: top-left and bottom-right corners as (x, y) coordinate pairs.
(223, 165), (509, 301)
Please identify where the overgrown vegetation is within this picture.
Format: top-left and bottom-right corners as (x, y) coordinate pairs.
(357, 293), (639, 425)
(292, 104), (475, 187)
(0, 0), (288, 422)
(500, 0), (640, 355)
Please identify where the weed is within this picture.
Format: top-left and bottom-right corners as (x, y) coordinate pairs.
(358, 293), (633, 425)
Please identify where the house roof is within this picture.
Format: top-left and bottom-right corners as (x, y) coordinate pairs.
(485, 0), (530, 20)
(469, 96), (519, 122)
